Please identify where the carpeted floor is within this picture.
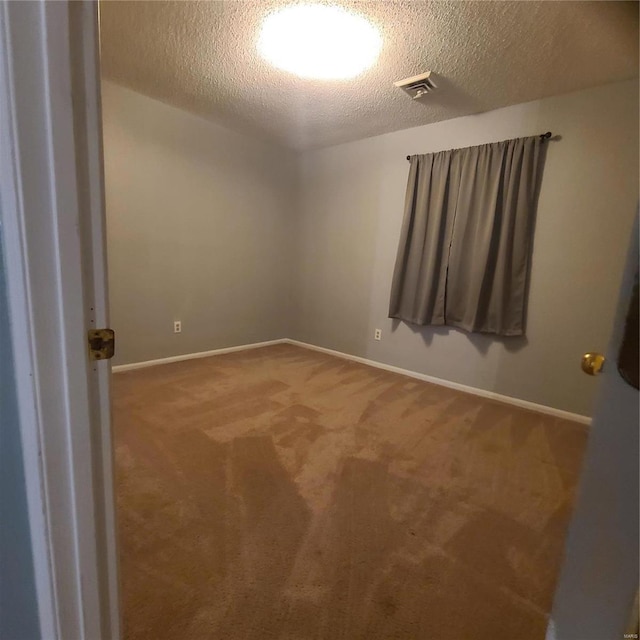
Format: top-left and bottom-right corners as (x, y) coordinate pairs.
(113, 343), (588, 640)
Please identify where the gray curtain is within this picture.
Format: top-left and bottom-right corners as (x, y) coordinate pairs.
(389, 136), (545, 336)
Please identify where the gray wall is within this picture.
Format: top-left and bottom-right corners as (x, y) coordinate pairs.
(293, 80), (639, 416)
(0, 224), (40, 640)
(102, 81), (297, 365)
(104, 79), (638, 416)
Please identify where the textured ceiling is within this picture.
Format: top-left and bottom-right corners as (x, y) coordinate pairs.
(99, 1), (639, 151)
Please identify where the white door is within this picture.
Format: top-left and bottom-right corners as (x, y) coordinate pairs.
(0, 2), (119, 638)
(547, 215), (639, 640)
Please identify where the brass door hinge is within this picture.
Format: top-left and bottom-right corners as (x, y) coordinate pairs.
(88, 328), (115, 361)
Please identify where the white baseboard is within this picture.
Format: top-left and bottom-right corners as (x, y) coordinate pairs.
(112, 336), (590, 424)
(111, 339), (288, 373)
(545, 620), (557, 640)
(284, 339), (591, 425)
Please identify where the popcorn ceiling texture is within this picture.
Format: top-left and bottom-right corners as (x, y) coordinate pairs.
(99, 1), (638, 151)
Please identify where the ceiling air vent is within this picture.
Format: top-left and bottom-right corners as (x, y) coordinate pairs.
(394, 71), (437, 100)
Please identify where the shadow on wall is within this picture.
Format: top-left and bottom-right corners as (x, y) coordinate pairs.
(391, 318), (528, 356)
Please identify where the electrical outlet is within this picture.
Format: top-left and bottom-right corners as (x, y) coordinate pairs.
(174, 320), (182, 334)
(374, 328), (382, 341)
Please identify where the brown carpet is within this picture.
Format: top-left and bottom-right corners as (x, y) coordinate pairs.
(113, 343), (587, 640)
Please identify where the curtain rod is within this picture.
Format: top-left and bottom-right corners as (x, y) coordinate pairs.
(406, 132), (553, 161)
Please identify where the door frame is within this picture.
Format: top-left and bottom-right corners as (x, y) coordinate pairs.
(0, 1), (119, 638)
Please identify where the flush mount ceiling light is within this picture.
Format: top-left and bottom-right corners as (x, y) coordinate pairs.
(258, 4), (382, 80)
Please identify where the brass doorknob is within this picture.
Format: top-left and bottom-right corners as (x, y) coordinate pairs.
(581, 352), (605, 376)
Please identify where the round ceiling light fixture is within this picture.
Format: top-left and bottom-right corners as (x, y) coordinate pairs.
(258, 4), (382, 80)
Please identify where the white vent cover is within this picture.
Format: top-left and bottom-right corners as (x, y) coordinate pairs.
(394, 71), (437, 100)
